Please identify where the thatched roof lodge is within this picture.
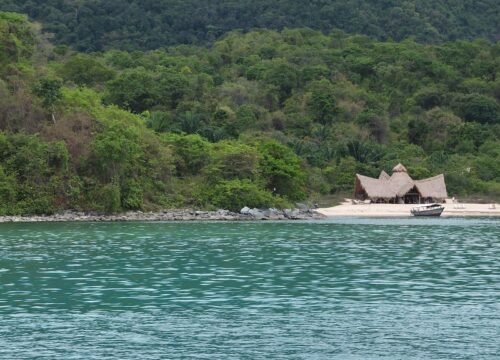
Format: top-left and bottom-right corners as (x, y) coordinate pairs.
(354, 164), (448, 204)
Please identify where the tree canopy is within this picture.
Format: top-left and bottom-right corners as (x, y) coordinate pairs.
(0, 1), (499, 51)
(0, 12), (499, 214)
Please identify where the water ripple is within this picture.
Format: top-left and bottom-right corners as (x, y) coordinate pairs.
(0, 219), (499, 359)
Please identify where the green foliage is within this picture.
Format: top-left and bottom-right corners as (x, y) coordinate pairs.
(263, 60), (298, 103)
(456, 93), (499, 124)
(121, 179), (143, 210)
(327, 157), (358, 192)
(1, 2), (499, 51)
(308, 79), (337, 125)
(144, 111), (174, 133)
(0, 165), (16, 214)
(105, 67), (157, 113)
(356, 110), (388, 143)
(105, 67), (190, 113)
(382, 142), (427, 171)
(448, 122), (493, 150)
(0, 12), (34, 71)
(0, 132), (70, 214)
(258, 140), (306, 201)
(408, 109), (462, 152)
(340, 139), (384, 164)
(32, 78), (63, 116)
(305, 166), (332, 195)
(204, 179), (275, 212)
(89, 122), (143, 181)
(1, 11), (500, 216)
(205, 141), (259, 182)
(157, 70), (190, 109)
(412, 87), (444, 110)
(99, 182), (122, 214)
(61, 54), (115, 86)
(162, 133), (211, 176)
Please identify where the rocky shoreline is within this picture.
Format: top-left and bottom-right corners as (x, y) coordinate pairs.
(0, 208), (326, 223)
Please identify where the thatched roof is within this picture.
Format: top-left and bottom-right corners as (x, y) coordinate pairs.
(356, 174), (394, 198)
(389, 171), (415, 196)
(356, 165), (447, 200)
(392, 163), (408, 173)
(378, 170), (390, 180)
(415, 174), (448, 199)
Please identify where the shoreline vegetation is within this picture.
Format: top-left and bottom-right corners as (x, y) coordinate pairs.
(0, 13), (499, 216)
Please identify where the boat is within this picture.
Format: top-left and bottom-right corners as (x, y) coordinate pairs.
(410, 203), (445, 217)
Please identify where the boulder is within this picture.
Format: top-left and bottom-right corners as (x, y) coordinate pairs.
(248, 208), (265, 218)
(284, 208), (301, 219)
(295, 203), (309, 210)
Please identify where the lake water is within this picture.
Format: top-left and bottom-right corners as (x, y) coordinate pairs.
(0, 218), (498, 359)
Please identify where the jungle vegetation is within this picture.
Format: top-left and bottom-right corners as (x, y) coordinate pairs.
(0, 0), (499, 51)
(0, 11), (499, 214)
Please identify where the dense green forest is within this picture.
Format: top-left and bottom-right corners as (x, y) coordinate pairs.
(0, 0), (499, 51)
(0, 12), (499, 214)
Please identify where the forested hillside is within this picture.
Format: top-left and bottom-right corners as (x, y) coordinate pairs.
(0, 12), (499, 215)
(0, 0), (499, 51)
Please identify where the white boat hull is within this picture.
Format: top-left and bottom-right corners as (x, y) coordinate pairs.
(411, 205), (444, 217)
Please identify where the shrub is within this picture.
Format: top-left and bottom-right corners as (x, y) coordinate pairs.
(121, 179), (143, 210)
(61, 54), (115, 86)
(258, 140), (306, 201)
(0, 165), (16, 215)
(101, 183), (121, 214)
(206, 180), (275, 212)
(162, 133), (211, 176)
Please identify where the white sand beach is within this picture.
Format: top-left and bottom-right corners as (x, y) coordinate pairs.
(317, 200), (500, 217)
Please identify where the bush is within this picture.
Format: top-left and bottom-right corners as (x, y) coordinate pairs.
(205, 180), (275, 212)
(0, 165), (16, 214)
(205, 141), (259, 183)
(121, 179), (143, 210)
(101, 183), (121, 214)
(327, 157), (357, 192)
(162, 133), (211, 176)
(85, 180), (122, 214)
(258, 140), (306, 201)
(61, 54), (115, 86)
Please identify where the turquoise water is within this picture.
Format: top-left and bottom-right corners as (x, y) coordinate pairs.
(0, 218), (499, 359)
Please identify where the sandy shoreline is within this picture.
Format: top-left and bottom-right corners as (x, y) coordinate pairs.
(317, 202), (500, 217)
(0, 203), (498, 223)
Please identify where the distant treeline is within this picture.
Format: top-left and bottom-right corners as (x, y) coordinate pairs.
(0, 0), (499, 51)
(0, 12), (499, 215)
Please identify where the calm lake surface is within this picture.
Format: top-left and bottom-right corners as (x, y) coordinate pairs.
(0, 218), (499, 359)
